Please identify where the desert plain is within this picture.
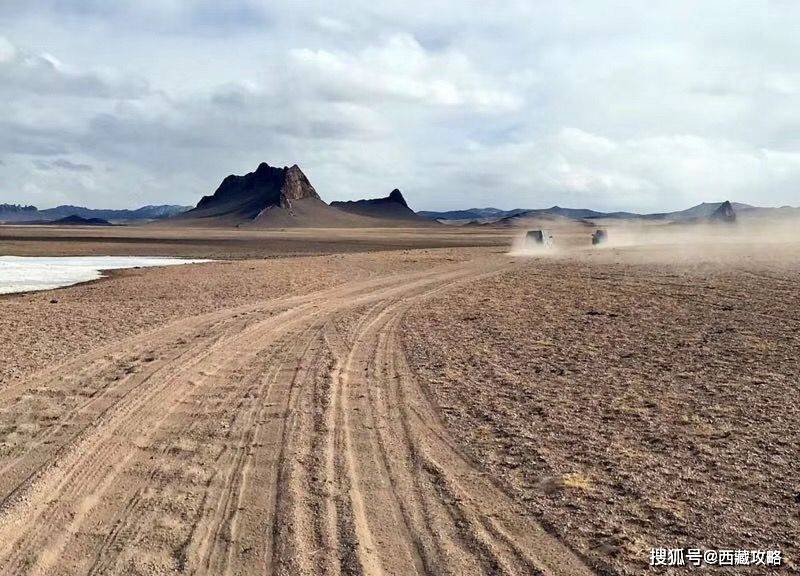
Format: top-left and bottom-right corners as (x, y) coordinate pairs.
(0, 221), (797, 576)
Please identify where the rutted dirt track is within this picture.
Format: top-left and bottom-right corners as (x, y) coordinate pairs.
(0, 256), (592, 576)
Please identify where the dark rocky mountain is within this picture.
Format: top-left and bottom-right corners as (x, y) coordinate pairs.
(708, 200), (737, 223)
(330, 189), (430, 223)
(52, 215), (113, 226)
(0, 203), (190, 223)
(187, 163), (321, 220)
(178, 163), (391, 227)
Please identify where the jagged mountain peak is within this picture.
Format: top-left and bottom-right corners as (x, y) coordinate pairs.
(330, 188), (430, 223)
(388, 189), (409, 207)
(709, 200), (736, 223)
(191, 162), (320, 218)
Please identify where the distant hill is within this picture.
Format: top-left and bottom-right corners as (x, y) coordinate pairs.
(419, 205), (640, 223)
(708, 201), (736, 223)
(0, 203), (190, 224)
(14, 214), (114, 226)
(56, 215), (113, 226)
(330, 189), (432, 224)
(643, 201), (754, 221)
(177, 162), (395, 228)
(0, 204), (37, 215)
(492, 212), (596, 228)
(737, 204), (800, 219)
(417, 207), (527, 220)
(522, 206), (642, 220)
(418, 201), (791, 225)
(5, 187), (795, 230)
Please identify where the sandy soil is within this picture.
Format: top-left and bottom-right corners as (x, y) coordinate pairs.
(0, 226), (588, 575)
(0, 224), (510, 259)
(404, 242), (800, 575)
(2, 223), (797, 575)
(0, 247), (494, 386)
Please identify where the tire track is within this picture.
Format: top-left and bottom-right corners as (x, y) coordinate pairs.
(0, 255), (595, 576)
(324, 264), (595, 576)
(83, 324), (316, 576)
(0, 300), (327, 575)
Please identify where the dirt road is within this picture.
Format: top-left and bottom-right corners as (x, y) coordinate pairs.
(0, 256), (592, 576)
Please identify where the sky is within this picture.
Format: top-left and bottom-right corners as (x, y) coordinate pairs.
(1, 1), (799, 213)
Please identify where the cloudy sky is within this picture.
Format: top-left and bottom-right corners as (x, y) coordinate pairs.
(1, 1), (799, 212)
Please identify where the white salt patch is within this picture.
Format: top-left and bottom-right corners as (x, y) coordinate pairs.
(0, 256), (210, 295)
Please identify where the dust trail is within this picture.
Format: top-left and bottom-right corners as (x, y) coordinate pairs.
(0, 256), (594, 576)
(507, 213), (800, 265)
(508, 233), (563, 257)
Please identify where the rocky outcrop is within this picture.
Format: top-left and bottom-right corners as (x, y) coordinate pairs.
(709, 200), (736, 223)
(279, 165), (319, 206)
(191, 163), (320, 220)
(179, 166), (437, 227)
(330, 189), (428, 222)
(386, 189), (409, 208)
(179, 162), (392, 227)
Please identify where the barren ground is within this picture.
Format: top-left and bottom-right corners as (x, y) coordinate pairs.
(404, 242), (800, 575)
(0, 225), (797, 575)
(0, 226), (589, 576)
(0, 246), (495, 385)
(0, 224), (508, 259)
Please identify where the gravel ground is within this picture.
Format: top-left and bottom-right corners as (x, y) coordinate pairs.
(0, 247), (491, 385)
(403, 244), (800, 575)
(4, 229), (799, 575)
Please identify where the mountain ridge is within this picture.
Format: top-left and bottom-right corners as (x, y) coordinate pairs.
(185, 163), (322, 223)
(177, 163), (421, 228)
(0, 203), (190, 223)
(419, 201), (800, 224)
(330, 189), (431, 223)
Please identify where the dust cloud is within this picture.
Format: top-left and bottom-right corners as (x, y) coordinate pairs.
(508, 233), (563, 257)
(507, 213), (800, 266)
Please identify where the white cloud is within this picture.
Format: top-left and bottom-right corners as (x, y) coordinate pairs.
(0, 36), (17, 62)
(1, 3), (800, 211)
(413, 127), (800, 212)
(314, 16), (351, 34)
(558, 128), (618, 155)
(289, 34), (522, 112)
(0, 36), (149, 100)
